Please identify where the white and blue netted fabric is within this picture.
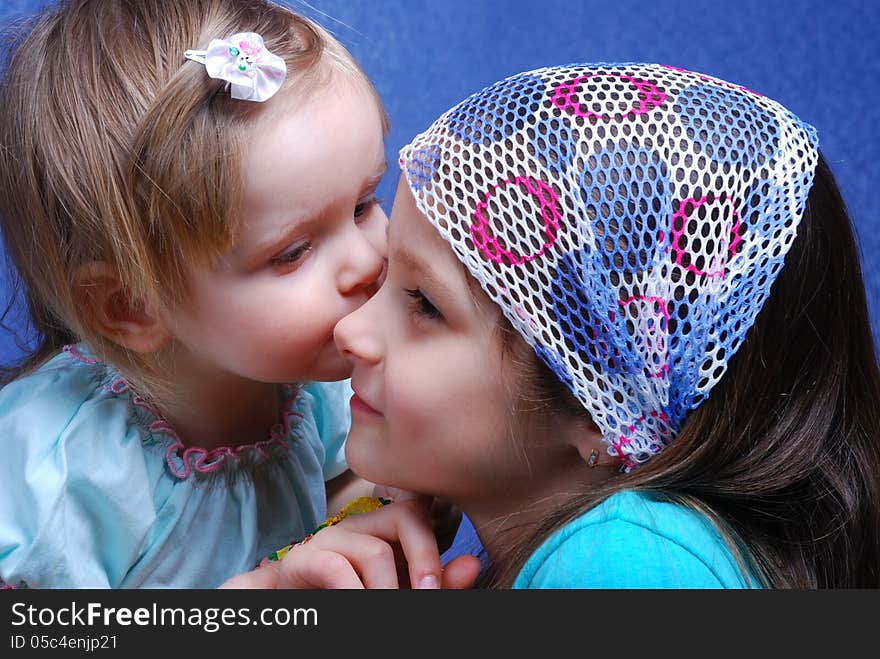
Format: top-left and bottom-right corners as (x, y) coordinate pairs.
(399, 63), (819, 469)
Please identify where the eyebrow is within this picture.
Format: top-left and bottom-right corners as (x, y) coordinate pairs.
(365, 160), (389, 193)
(393, 246), (457, 303)
(245, 159), (389, 263)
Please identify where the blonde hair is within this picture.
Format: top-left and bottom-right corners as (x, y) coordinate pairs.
(0, 0), (386, 401)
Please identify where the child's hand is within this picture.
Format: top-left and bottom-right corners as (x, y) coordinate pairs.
(220, 499), (480, 589)
(372, 485), (462, 554)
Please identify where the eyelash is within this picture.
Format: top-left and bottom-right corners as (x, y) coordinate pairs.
(354, 197), (383, 221)
(272, 197), (383, 269)
(404, 288), (442, 320)
(273, 240), (312, 268)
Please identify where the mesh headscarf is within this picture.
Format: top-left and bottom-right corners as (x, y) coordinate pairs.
(399, 63), (819, 470)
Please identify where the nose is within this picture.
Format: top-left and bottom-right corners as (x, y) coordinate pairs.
(338, 226), (385, 296)
(334, 291), (383, 366)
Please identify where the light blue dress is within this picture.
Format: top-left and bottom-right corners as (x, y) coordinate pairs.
(514, 490), (761, 588)
(0, 344), (350, 588)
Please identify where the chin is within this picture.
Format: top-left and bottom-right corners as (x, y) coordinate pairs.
(308, 348), (353, 381)
(344, 428), (388, 483)
(288, 355), (351, 383)
(310, 363), (353, 382)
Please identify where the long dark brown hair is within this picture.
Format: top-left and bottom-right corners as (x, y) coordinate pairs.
(489, 153), (880, 588)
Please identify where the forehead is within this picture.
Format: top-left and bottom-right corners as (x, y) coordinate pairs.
(389, 175), (499, 313)
(389, 177), (456, 263)
(234, 73), (385, 231)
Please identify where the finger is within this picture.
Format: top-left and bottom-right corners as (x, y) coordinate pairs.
(276, 548), (366, 589)
(396, 506), (444, 589)
(341, 500), (442, 589)
(301, 527), (401, 589)
(441, 555), (481, 589)
(218, 564), (280, 589)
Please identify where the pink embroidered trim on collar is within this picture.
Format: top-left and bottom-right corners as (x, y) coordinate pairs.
(0, 576), (26, 589)
(63, 344), (304, 480)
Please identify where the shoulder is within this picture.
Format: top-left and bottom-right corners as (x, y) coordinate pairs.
(292, 380), (352, 480)
(293, 380), (352, 443)
(295, 380), (353, 418)
(514, 491), (756, 588)
(0, 347), (153, 587)
(0, 346), (125, 440)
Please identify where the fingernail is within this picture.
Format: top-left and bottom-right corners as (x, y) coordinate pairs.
(417, 574), (440, 589)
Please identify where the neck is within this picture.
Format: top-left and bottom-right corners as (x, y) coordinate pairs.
(461, 460), (616, 564)
(149, 347), (280, 450)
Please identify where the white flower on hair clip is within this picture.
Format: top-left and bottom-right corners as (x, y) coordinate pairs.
(185, 32), (286, 102)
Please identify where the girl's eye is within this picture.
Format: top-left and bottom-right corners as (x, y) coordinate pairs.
(404, 288), (442, 320)
(354, 197), (382, 221)
(273, 240), (312, 269)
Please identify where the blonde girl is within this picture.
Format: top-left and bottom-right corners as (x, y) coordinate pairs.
(0, 0), (390, 588)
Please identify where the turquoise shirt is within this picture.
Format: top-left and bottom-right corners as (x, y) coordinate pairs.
(514, 491), (760, 588)
(0, 345), (350, 589)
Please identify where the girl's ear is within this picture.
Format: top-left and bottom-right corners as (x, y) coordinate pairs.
(569, 417), (613, 470)
(72, 262), (171, 353)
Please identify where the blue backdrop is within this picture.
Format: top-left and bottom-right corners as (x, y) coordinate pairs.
(1, 0), (878, 362)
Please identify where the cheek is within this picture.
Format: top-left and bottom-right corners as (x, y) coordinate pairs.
(215, 278), (336, 342)
(177, 278), (262, 335)
(385, 356), (513, 464)
(180, 277), (341, 370)
(384, 369), (448, 438)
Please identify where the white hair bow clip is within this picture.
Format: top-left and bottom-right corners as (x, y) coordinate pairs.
(184, 32), (286, 102)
